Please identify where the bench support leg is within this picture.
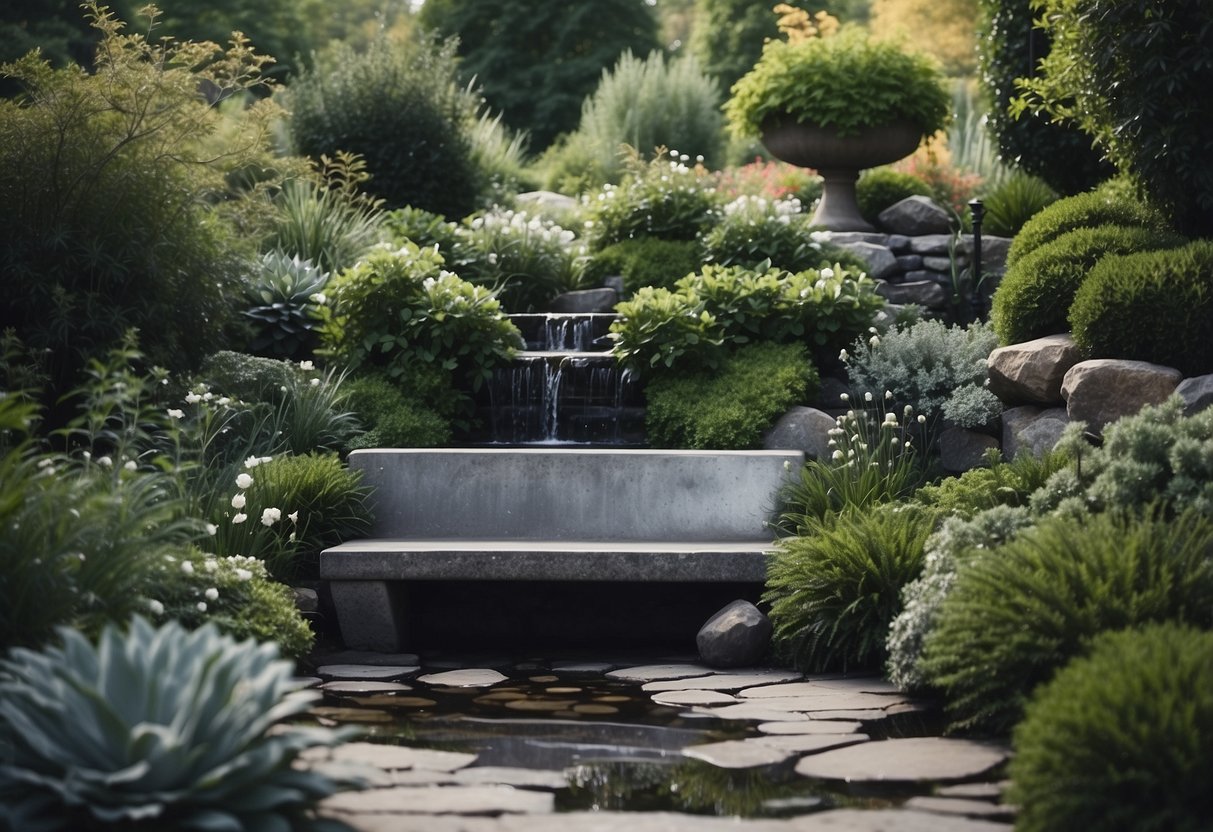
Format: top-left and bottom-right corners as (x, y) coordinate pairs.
(329, 580), (409, 652)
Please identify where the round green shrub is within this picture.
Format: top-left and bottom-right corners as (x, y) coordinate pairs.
(644, 341), (817, 449)
(585, 150), (722, 248)
(1070, 241), (1213, 376)
(921, 508), (1213, 733)
(1005, 189), (1170, 268)
(990, 224), (1182, 345)
(1010, 623), (1213, 832)
(856, 169), (934, 225)
(344, 371), (453, 449)
(198, 351), (301, 406)
(584, 238), (704, 295)
(765, 504), (935, 672)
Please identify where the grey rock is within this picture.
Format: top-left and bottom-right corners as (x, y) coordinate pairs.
(691, 703), (813, 722)
(606, 663), (718, 682)
(316, 665), (419, 681)
(550, 288), (617, 314)
(763, 406), (838, 460)
(885, 234), (912, 252)
(754, 733), (870, 754)
(643, 669), (801, 692)
(452, 767), (569, 790)
(293, 586), (319, 613)
(321, 784), (554, 815)
(964, 233), (1012, 275)
(922, 255), (957, 272)
(908, 234), (955, 255)
(416, 669), (508, 688)
(320, 681), (413, 694)
(651, 689), (740, 707)
(550, 661), (619, 674)
(682, 739), (796, 769)
(1002, 406), (1068, 460)
(1062, 359), (1182, 432)
(312, 742), (478, 772)
(939, 427), (1000, 474)
(876, 279), (948, 309)
(794, 737), (1010, 783)
(877, 196), (952, 236)
(697, 600), (773, 668)
(826, 231), (890, 247)
(600, 274), (625, 295)
(900, 269), (943, 284)
(987, 334), (1082, 405)
(837, 241), (899, 280)
(757, 720), (864, 735)
(1178, 374), (1213, 415)
(896, 254), (924, 271)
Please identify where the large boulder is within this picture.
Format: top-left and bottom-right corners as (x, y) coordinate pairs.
(1177, 374), (1213, 416)
(764, 406), (837, 460)
(697, 600), (772, 669)
(837, 241), (899, 280)
(1061, 359), (1182, 432)
(939, 427), (1001, 473)
(1002, 405), (1069, 459)
(878, 196), (952, 236)
(987, 334), (1083, 405)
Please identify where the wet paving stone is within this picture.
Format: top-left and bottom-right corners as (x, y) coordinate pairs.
(322, 784), (555, 815)
(642, 670), (802, 692)
(756, 721), (864, 735)
(752, 734), (870, 754)
(419, 669), (510, 687)
(317, 664), (420, 681)
(794, 737), (1011, 783)
(650, 689), (739, 707)
(320, 681), (412, 695)
(606, 663), (718, 682)
(903, 796), (1016, 821)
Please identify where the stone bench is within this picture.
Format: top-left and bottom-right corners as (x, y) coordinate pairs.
(321, 448), (801, 650)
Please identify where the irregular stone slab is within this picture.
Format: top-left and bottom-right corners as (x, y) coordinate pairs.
(742, 685), (908, 706)
(325, 814), (496, 832)
(317, 650), (422, 667)
(878, 196), (952, 236)
(757, 720), (864, 735)
(391, 770), (460, 786)
(418, 669), (509, 688)
(838, 241), (899, 280)
(904, 796), (1015, 820)
(965, 234), (1012, 277)
(321, 784), (554, 815)
(875, 279), (948, 309)
(939, 427), (1001, 474)
(1178, 373), (1213, 415)
(496, 812), (801, 832)
(754, 733), (870, 754)
(642, 670), (800, 692)
(987, 334), (1081, 405)
(606, 663), (718, 682)
(691, 703), (812, 722)
(697, 600), (772, 669)
(922, 255), (955, 271)
(797, 676), (903, 695)
(317, 665), (419, 681)
(809, 709), (891, 721)
(651, 689), (739, 707)
(828, 231), (891, 247)
(1001, 405), (1068, 460)
(424, 657), (513, 670)
(323, 742), (478, 772)
(937, 781), (1010, 799)
(907, 234), (955, 255)
(452, 767), (568, 790)
(682, 739), (795, 769)
(795, 737), (1010, 783)
(763, 406), (837, 460)
(320, 681), (412, 695)
(1062, 359), (1182, 432)
(786, 807), (1012, 831)
(727, 694), (908, 713)
(551, 661), (619, 674)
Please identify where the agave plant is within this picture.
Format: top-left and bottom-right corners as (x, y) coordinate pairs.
(0, 617), (363, 831)
(244, 251), (331, 360)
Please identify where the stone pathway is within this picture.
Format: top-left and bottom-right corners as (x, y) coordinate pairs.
(301, 652), (1014, 831)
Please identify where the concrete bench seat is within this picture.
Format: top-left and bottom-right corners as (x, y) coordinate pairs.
(321, 448), (802, 650)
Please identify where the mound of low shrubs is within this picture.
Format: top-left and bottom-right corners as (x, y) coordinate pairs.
(645, 342), (817, 449)
(343, 371), (453, 449)
(700, 196), (870, 275)
(1010, 623), (1213, 832)
(584, 238), (703, 295)
(1005, 188), (1170, 268)
(990, 224), (1182, 345)
(1070, 240), (1213, 376)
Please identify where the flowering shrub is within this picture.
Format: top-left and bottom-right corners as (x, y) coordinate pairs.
(892, 142), (983, 219)
(583, 148), (722, 248)
(714, 157), (822, 204)
(320, 243), (522, 390)
(700, 196), (867, 274)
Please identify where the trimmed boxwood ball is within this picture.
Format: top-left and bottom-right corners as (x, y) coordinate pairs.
(990, 224), (1183, 345)
(1010, 623), (1213, 832)
(1006, 188), (1171, 268)
(921, 508), (1213, 733)
(1070, 241), (1213, 376)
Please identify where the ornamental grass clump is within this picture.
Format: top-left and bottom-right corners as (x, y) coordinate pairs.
(0, 617), (363, 830)
(920, 508), (1213, 733)
(1010, 624), (1213, 832)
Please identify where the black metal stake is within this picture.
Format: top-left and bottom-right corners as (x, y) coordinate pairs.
(969, 198), (985, 320)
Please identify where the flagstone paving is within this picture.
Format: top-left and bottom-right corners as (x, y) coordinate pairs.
(305, 652), (1015, 830)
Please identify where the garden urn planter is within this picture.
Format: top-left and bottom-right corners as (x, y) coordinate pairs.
(760, 118), (922, 232)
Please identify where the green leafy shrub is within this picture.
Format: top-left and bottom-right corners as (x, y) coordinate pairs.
(266, 168), (384, 275)
(344, 372), (452, 449)
(1070, 241), (1213, 376)
(844, 320), (1002, 433)
(0, 4), (273, 399)
(1010, 623), (1213, 832)
(856, 169), (934, 226)
(382, 206), (464, 253)
(584, 238), (703, 294)
(199, 351), (301, 406)
(980, 171), (1060, 237)
(148, 550), (315, 659)
(765, 504), (935, 672)
(560, 49), (725, 186)
(320, 243), (521, 391)
(583, 149), (722, 248)
(701, 196), (871, 274)
(991, 224), (1181, 345)
(645, 342), (817, 449)
(725, 27), (951, 141)
(243, 251), (329, 360)
(0, 617), (361, 830)
(284, 35), (485, 218)
(775, 397), (927, 534)
(921, 508), (1213, 733)
(1004, 189), (1171, 268)
(912, 449), (1069, 518)
(609, 287), (725, 373)
(886, 505), (1036, 691)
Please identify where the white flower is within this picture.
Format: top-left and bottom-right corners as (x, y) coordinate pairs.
(216, 397), (231, 406)
(310, 378), (320, 387)
(783, 460), (792, 471)
(205, 523), (218, 536)
(864, 391), (873, 402)
(98, 456), (112, 467)
(299, 360), (315, 371)
(918, 414), (927, 424)
(869, 336), (881, 349)
(204, 559), (218, 572)
(832, 450), (844, 461)
(235, 568), (253, 581)
(309, 292), (327, 305)
(260, 507), (282, 527)
(167, 408), (184, 420)
(181, 561), (194, 575)
(236, 473), (254, 489)
(885, 390), (894, 400)
(820, 267), (835, 279)
(123, 460), (137, 471)
(185, 393), (201, 404)
(196, 601), (208, 613)
(204, 587), (219, 601)
(244, 456), (262, 469)
(839, 392), (849, 402)
(838, 349), (849, 362)
(232, 513), (248, 525)
(231, 493), (246, 510)
(288, 510), (299, 524)
(147, 599), (164, 616)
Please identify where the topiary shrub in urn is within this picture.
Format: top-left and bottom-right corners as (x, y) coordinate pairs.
(725, 8), (951, 231)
